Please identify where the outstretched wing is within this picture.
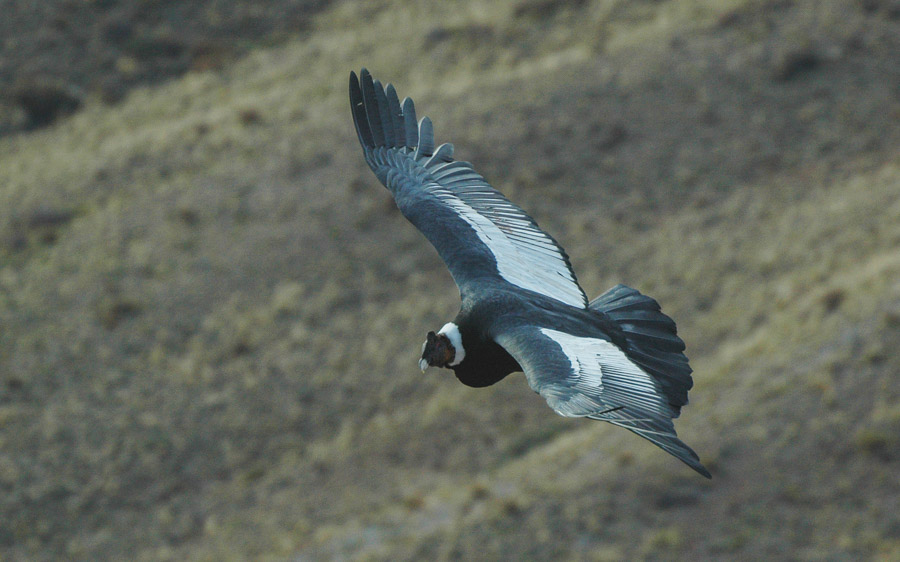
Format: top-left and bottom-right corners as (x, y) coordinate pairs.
(349, 68), (587, 308)
(494, 324), (711, 478)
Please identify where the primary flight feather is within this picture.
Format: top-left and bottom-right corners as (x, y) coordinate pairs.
(349, 68), (710, 478)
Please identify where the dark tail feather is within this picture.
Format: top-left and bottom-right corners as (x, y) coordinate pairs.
(590, 284), (693, 413)
(589, 284), (709, 477)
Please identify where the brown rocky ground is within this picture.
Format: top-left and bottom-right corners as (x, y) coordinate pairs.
(1, 0), (899, 559)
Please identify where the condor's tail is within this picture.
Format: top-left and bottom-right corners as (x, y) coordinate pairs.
(589, 284), (709, 478)
(590, 284), (694, 415)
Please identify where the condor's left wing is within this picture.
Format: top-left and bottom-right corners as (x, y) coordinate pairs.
(494, 323), (711, 478)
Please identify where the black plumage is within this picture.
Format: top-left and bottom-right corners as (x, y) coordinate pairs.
(350, 68), (710, 478)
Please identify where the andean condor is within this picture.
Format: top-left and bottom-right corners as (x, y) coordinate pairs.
(349, 68), (711, 478)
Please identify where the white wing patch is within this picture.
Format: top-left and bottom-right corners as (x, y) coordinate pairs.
(430, 186), (586, 308)
(538, 328), (670, 417)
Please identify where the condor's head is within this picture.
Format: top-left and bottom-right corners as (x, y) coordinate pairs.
(419, 322), (466, 371)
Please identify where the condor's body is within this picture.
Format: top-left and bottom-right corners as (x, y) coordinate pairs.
(349, 68), (711, 478)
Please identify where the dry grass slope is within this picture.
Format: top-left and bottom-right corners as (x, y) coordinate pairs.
(1, 0), (899, 559)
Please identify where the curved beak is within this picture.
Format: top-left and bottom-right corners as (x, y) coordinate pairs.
(418, 358), (429, 372)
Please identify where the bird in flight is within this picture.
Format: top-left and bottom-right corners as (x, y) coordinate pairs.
(349, 68), (710, 478)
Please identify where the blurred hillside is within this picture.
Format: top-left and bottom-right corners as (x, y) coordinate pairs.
(1, 0), (899, 559)
(0, 0), (331, 132)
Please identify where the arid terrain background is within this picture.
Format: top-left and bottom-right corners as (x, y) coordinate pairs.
(1, 0), (899, 559)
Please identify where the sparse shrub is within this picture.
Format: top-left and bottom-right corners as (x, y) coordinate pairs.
(402, 493), (425, 511)
(238, 107), (263, 125)
(12, 80), (82, 128)
(513, 0), (588, 20)
(772, 48), (821, 81)
(820, 288), (846, 313)
(855, 427), (896, 461)
(97, 298), (143, 329)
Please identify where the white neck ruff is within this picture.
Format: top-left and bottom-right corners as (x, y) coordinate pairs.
(438, 322), (465, 366)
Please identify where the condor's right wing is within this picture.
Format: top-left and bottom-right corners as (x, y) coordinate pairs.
(349, 68), (587, 309)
